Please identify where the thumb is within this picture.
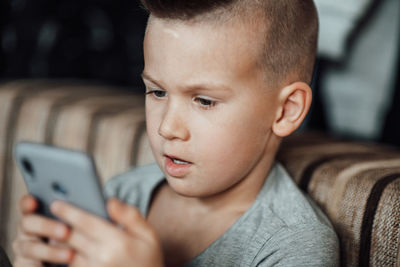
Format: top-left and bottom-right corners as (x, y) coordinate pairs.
(107, 198), (154, 239)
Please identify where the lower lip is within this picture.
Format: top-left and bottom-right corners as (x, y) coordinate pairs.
(164, 157), (192, 178)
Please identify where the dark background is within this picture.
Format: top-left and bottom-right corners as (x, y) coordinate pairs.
(0, 0), (399, 145)
(0, 0), (148, 87)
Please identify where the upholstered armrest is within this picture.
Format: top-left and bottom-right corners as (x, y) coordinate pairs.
(278, 132), (400, 266)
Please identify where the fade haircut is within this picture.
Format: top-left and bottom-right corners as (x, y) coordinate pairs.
(140, 0), (319, 88)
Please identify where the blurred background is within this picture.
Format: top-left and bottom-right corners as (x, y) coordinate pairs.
(308, 0), (400, 146)
(0, 0), (148, 87)
(0, 0), (399, 145)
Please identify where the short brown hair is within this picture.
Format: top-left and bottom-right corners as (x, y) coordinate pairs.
(140, 0), (319, 87)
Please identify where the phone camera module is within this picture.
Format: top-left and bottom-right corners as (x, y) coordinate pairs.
(21, 157), (35, 178)
(51, 182), (68, 196)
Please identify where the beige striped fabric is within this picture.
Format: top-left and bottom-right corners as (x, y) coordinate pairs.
(277, 132), (400, 267)
(1, 80), (400, 266)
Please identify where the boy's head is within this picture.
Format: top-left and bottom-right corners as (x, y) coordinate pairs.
(141, 0), (318, 197)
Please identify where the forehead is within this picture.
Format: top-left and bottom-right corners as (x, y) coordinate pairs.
(143, 17), (263, 89)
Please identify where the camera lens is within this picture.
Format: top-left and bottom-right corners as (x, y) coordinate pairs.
(21, 158), (35, 178)
(51, 182), (68, 196)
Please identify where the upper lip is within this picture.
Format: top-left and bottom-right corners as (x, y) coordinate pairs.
(164, 153), (192, 164)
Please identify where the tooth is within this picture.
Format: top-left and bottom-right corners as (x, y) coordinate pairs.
(173, 158), (189, 165)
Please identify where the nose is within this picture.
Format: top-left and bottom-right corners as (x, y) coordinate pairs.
(158, 102), (190, 141)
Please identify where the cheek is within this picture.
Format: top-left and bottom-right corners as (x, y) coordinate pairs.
(193, 113), (268, 171)
(192, 127), (265, 192)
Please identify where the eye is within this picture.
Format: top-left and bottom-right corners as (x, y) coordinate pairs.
(146, 89), (168, 99)
(194, 97), (216, 108)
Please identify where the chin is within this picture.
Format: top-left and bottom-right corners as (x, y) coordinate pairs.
(165, 176), (210, 198)
(165, 177), (198, 197)
(166, 176), (231, 199)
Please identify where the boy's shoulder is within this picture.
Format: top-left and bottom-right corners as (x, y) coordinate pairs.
(262, 163), (332, 228)
(246, 163), (340, 266)
(104, 163), (164, 215)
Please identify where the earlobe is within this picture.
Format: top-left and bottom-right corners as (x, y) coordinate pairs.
(272, 82), (312, 137)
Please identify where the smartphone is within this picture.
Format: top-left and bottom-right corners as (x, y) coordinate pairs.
(14, 142), (109, 221)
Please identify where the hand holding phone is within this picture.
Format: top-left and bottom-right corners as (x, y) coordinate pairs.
(13, 142), (165, 267)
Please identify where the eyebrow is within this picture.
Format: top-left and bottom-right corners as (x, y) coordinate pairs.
(141, 71), (232, 93)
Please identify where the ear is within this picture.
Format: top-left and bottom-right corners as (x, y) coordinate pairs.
(272, 82), (312, 137)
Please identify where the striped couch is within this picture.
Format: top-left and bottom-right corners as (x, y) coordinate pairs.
(1, 80), (399, 266)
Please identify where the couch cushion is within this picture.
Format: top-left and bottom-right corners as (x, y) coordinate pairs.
(277, 132), (400, 266)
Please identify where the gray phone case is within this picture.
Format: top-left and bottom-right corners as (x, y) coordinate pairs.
(14, 142), (109, 221)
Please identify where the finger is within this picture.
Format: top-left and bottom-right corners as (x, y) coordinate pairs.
(13, 227), (39, 257)
(13, 226), (40, 259)
(16, 225), (39, 242)
(20, 195), (38, 215)
(67, 229), (95, 257)
(50, 201), (111, 241)
(108, 198), (155, 239)
(15, 239), (73, 264)
(21, 214), (70, 241)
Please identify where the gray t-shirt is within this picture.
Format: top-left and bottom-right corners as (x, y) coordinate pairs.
(104, 163), (340, 266)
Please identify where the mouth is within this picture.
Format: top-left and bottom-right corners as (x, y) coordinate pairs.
(164, 154), (192, 165)
(163, 154), (192, 177)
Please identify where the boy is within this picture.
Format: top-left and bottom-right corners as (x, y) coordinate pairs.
(13, 0), (339, 266)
